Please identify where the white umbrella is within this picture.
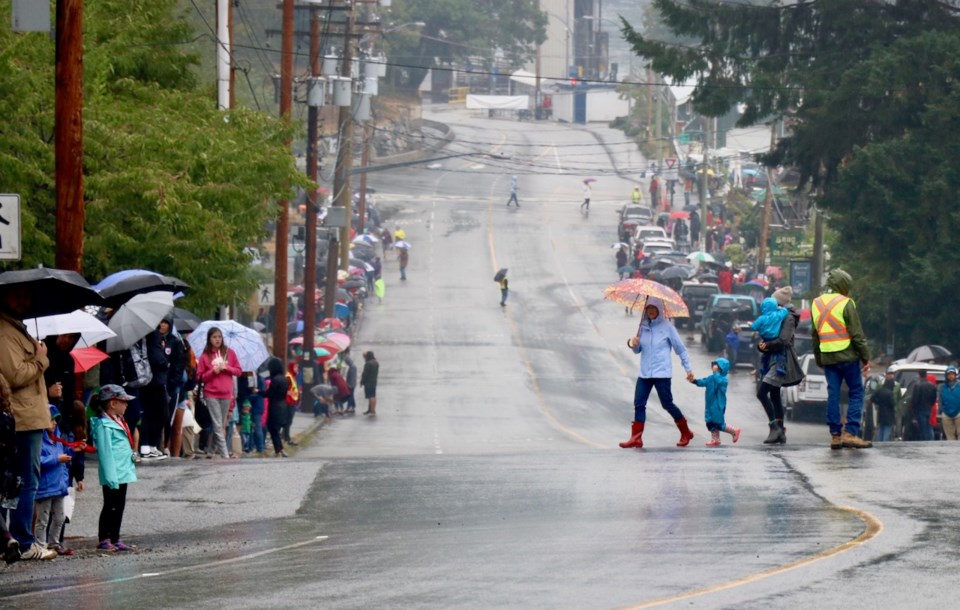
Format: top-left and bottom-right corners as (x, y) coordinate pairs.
(188, 320), (271, 372)
(352, 234), (380, 245)
(686, 251), (716, 264)
(395, 240), (412, 250)
(106, 291), (175, 352)
(23, 309), (116, 346)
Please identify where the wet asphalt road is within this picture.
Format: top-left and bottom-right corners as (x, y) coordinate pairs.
(2, 107), (956, 609)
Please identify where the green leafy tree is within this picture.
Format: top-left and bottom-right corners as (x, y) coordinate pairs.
(622, 0), (960, 353)
(384, 0), (547, 90)
(0, 0), (310, 316)
(823, 30), (960, 352)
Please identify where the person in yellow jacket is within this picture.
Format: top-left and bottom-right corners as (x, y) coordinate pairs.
(811, 269), (872, 449)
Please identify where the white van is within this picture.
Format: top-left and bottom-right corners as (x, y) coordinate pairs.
(634, 226), (668, 244)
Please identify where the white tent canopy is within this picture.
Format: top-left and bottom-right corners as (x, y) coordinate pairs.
(466, 95), (530, 110)
(509, 69), (538, 88)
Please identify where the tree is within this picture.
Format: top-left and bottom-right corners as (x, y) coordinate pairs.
(0, 0), (310, 316)
(384, 0), (547, 91)
(622, 0), (960, 353)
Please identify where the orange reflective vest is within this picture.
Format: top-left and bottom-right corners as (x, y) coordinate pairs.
(812, 293), (851, 352)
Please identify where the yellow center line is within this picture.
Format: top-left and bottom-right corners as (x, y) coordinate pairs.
(618, 506), (883, 609)
(485, 156), (605, 450)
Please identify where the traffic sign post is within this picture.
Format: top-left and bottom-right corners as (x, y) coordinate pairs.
(258, 283), (275, 307)
(662, 158), (679, 181)
(0, 194), (22, 261)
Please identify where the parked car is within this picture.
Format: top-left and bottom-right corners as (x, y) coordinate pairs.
(618, 205), (654, 242)
(794, 318), (813, 357)
(680, 282), (720, 330)
(634, 226), (669, 245)
(886, 362), (949, 440)
(699, 294), (759, 353)
(783, 353), (828, 421)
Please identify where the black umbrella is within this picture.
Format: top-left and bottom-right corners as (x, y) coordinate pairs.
(171, 307), (202, 333)
(95, 270), (189, 307)
(0, 268), (105, 318)
(906, 345), (952, 364)
(660, 266), (694, 281)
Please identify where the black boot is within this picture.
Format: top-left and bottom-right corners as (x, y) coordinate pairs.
(775, 419), (787, 444)
(763, 421), (782, 445)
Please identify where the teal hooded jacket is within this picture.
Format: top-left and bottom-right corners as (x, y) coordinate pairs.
(696, 358), (730, 427)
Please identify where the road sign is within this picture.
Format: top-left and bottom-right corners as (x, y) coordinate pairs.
(0, 194), (21, 261)
(662, 158), (679, 181)
(257, 283), (275, 306)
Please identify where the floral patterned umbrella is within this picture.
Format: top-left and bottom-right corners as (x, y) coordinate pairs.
(602, 278), (689, 318)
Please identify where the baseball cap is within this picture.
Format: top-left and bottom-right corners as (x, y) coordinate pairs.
(100, 384), (134, 402)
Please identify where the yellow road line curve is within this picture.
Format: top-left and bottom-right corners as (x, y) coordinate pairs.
(618, 505), (883, 609)
(485, 151), (606, 450)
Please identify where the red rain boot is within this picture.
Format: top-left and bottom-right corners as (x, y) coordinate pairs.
(675, 418), (694, 447)
(619, 421), (644, 449)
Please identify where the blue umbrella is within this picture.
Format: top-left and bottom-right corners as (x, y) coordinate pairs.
(334, 303), (351, 319)
(95, 269), (188, 306)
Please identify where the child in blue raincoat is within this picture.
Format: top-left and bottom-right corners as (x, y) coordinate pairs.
(691, 358), (741, 446)
(34, 405), (75, 555)
(750, 297), (789, 374)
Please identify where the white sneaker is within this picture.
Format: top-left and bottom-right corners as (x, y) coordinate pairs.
(142, 450), (168, 461)
(21, 543), (56, 560)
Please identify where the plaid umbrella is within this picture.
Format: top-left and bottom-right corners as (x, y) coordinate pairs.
(602, 278), (689, 318)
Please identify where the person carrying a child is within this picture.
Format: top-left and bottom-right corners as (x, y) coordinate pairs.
(90, 385), (138, 552)
(691, 358), (741, 446)
(755, 286), (804, 444)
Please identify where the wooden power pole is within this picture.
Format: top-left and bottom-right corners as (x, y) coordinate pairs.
(273, 0), (294, 360)
(334, 3), (356, 271)
(54, 0), (84, 273)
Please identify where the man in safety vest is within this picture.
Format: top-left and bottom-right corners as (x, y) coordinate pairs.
(631, 186), (643, 205)
(811, 268), (872, 449)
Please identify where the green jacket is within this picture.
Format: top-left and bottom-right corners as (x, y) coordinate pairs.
(811, 270), (870, 367)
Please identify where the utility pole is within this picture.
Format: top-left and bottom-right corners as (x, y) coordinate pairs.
(699, 117), (711, 249)
(54, 0), (84, 273)
(812, 174), (825, 293)
(273, 0), (294, 360)
(216, 0), (231, 110)
(757, 121), (778, 276)
(357, 122), (372, 233)
(300, 6), (322, 413)
(334, 2), (356, 271)
(645, 66), (653, 146)
(654, 76), (662, 159)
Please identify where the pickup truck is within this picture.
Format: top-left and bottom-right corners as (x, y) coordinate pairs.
(679, 282), (720, 330)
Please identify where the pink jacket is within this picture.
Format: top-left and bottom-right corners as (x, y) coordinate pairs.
(196, 348), (241, 399)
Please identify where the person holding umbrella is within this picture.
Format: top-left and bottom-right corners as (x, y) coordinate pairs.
(196, 327), (242, 459)
(619, 297), (697, 449)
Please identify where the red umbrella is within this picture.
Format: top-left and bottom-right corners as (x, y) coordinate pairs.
(318, 317), (345, 330)
(669, 211), (690, 219)
(71, 346), (109, 373)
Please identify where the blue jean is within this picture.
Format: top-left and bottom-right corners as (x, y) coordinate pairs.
(633, 378), (685, 423)
(250, 405), (265, 453)
(876, 424), (893, 442)
(914, 410), (934, 441)
(824, 360), (865, 435)
(500, 289), (508, 305)
(12, 430), (42, 550)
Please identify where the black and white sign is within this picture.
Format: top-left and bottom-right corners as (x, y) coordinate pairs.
(0, 194), (21, 261)
(258, 283), (275, 306)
